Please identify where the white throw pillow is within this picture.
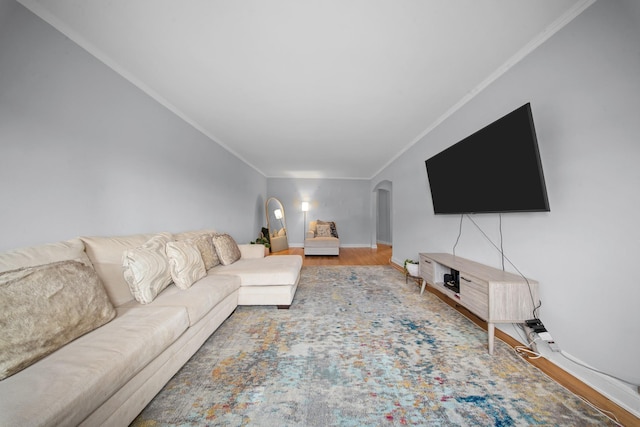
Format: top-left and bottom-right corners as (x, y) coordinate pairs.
(165, 239), (206, 289)
(122, 233), (173, 304)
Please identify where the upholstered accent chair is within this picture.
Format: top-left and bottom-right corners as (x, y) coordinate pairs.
(304, 220), (339, 256)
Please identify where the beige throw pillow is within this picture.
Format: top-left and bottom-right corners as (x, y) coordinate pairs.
(316, 223), (332, 237)
(316, 220), (338, 238)
(194, 234), (219, 270)
(211, 234), (241, 266)
(0, 260), (116, 380)
(165, 239), (206, 289)
(122, 233), (173, 304)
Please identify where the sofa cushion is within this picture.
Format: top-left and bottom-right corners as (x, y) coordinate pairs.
(304, 236), (339, 248)
(121, 274), (240, 326)
(122, 233), (173, 304)
(0, 260), (116, 380)
(211, 255), (302, 286)
(0, 305), (188, 427)
(238, 243), (266, 259)
(81, 233), (158, 306)
(0, 238), (92, 274)
(165, 239), (206, 289)
(212, 234), (241, 266)
(173, 229), (217, 241)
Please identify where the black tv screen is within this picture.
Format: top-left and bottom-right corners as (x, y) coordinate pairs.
(425, 103), (550, 214)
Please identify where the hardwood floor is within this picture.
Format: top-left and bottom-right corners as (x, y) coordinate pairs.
(272, 243), (392, 266)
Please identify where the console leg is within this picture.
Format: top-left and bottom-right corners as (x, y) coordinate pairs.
(420, 280), (427, 295)
(488, 323), (495, 355)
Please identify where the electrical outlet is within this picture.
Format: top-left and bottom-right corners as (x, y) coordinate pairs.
(547, 341), (560, 352)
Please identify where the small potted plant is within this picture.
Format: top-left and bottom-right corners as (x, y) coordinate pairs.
(404, 259), (419, 277)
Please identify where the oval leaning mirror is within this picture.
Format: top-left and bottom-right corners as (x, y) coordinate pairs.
(266, 197), (288, 252)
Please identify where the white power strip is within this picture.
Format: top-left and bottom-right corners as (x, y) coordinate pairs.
(522, 325), (560, 352)
(538, 331), (552, 341)
(536, 331), (560, 352)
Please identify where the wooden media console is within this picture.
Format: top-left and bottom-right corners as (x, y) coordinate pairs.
(419, 253), (539, 354)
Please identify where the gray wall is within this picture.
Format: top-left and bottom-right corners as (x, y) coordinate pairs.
(266, 178), (371, 247)
(372, 0), (640, 407)
(0, 0), (266, 251)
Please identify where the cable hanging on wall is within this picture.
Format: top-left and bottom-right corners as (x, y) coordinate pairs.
(451, 213), (541, 319)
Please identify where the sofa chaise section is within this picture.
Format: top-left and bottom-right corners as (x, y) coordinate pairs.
(211, 245), (303, 307)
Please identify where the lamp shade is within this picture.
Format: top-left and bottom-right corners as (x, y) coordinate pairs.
(301, 202), (309, 212)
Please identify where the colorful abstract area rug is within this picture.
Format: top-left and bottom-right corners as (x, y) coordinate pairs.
(132, 266), (614, 426)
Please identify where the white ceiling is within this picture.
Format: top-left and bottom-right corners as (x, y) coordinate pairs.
(19, 0), (592, 179)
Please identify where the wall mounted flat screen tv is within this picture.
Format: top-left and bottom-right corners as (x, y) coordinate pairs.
(425, 103), (550, 214)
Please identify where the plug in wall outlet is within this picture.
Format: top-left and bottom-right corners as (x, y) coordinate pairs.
(522, 325), (538, 348)
(538, 331), (553, 341)
(547, 341), (560, 352)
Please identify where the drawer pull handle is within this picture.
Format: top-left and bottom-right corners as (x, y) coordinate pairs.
(461, 277), (471, 282)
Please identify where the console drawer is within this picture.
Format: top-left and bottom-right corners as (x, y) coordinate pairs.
(459, 273), (488, 295)
(460, 282), (489, 319)
(419, 255), (434, 284)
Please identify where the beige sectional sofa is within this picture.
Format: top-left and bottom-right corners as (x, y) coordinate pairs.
(0, 229), (302, 427)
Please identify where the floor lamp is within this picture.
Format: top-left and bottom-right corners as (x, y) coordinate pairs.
(301, 202), (309, 243)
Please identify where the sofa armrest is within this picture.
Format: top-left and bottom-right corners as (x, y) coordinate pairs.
(239, 244), (266, 259)
(305, 231), (315, 239)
